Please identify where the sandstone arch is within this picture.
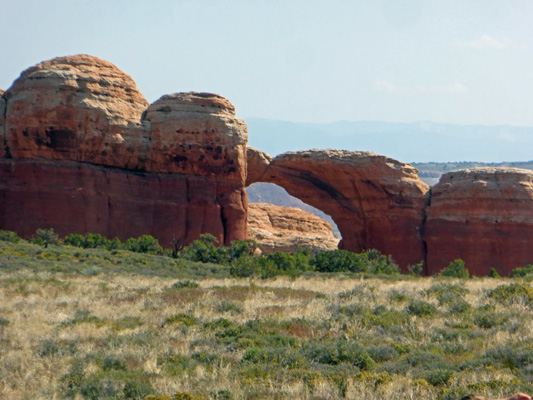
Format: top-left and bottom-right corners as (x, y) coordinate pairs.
(246, 147), (429, 271)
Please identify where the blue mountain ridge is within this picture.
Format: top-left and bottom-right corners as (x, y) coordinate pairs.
(244, 118), (533, 163)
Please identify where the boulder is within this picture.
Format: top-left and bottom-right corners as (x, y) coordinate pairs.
(0, 55), (248, 246)
(248, 203), (339, 254)
(425, 168), (533, 276)
(248, 149), (429, 271)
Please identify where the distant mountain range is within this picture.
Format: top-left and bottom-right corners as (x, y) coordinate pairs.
(414, 160), (533, 185)
(244, 118), (533, 163)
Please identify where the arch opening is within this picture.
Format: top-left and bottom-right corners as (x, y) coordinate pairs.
(245, 182), (341, 254)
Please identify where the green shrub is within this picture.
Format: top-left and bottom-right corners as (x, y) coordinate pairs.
(388, 351), (448, 375)
(367, 345), (400, 362)
(213, 390), (233, 400)
(364, 249), (400, 275)
(313, 250), (367, 273)
(304, 340), (374, 370)
(63, 233), (84, 247)
(123, 381), (155, 399)
(31, 228), (60, 248)
(229, 257), (260, 278)
(217, 301), (244, 314)
(171, 280), (200, 290)
(80, 233), (109, 249)
(0, 230), (21, 243)
(241, 347), (307, 369)
(407, 300), (437, 316)
(439, 259), (469, 279)
(229, 250), (311, 279)
(448, 299), (472, 314)
(424, 368), (454, 386)
(35, 339), (76, 358)
(180, 234), (221, 263)
(124, 235), (163, 255)
(482, 344), (533, 370)
(64, 233), (123, 251)
(408, 261), (424, 276)
(224, 240), (258, 263)
(264, 250), (312, 277)
(102, 355), (127, 371)
(488, 268), (501, 278)
(426, 282), (469, 305)
(488, 282), (533, 306)
(65, 309), (101, 325)
(510, 264), (533, 278)
(473, 310), (508, 329)
(163, 313), (199, 327)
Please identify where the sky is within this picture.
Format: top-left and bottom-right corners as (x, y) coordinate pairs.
(1, 0), (533, 126)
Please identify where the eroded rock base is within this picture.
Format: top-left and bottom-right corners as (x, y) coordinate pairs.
(0, 158), (246, 247)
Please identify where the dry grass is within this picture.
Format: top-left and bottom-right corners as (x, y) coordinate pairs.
(1, 268), (533, 400)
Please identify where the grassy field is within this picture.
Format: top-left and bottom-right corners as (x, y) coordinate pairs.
(1, 240), (533, 400)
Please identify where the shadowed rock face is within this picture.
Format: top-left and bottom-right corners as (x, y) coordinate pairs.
(0, 55), (248, 246)
(425, 168), (533, 276)
(0, 90), (5, 158)
(248, 203), (339, 254)
(247, 149), (429, 271)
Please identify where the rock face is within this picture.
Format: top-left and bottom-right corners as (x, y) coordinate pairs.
(247, 149), (429, 271)
(425, 168), (533, 276)
(4, 55), (148, 165)
(248, 203), (339, 254)
(246, 147), (272, 186)
(0, 55), (248, 246)
(0, 89), (5, 158)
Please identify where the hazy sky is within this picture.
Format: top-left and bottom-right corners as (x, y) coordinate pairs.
(2, 0), (532, 126)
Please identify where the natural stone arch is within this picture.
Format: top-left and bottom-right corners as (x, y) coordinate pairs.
(247, 147), (429, 271)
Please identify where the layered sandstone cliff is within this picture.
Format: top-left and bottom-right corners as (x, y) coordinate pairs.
(0, 89), (5, 158)
(247, 149), (429, 271)
(425, 168), (533, 276)
(2, 55), (532, 276)
(248, 203), (339, 254)
(0, 55), (248, 246)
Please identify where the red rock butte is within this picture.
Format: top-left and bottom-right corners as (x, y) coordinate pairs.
(0, 55), (248, 248)
(1, 54), (532, 275)
(425, 168), (533, 276)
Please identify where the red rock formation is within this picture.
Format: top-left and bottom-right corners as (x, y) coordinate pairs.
(139, 92), (248, 243)
(4, 55), (148, 165)
(246, 147), (272, 186)
(425, 168), (533, 276)
(247, 149), (429, 271)
(0, 55), (248, 246)
(0, 89), (5, 158)
(248, 203), (339, 254)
